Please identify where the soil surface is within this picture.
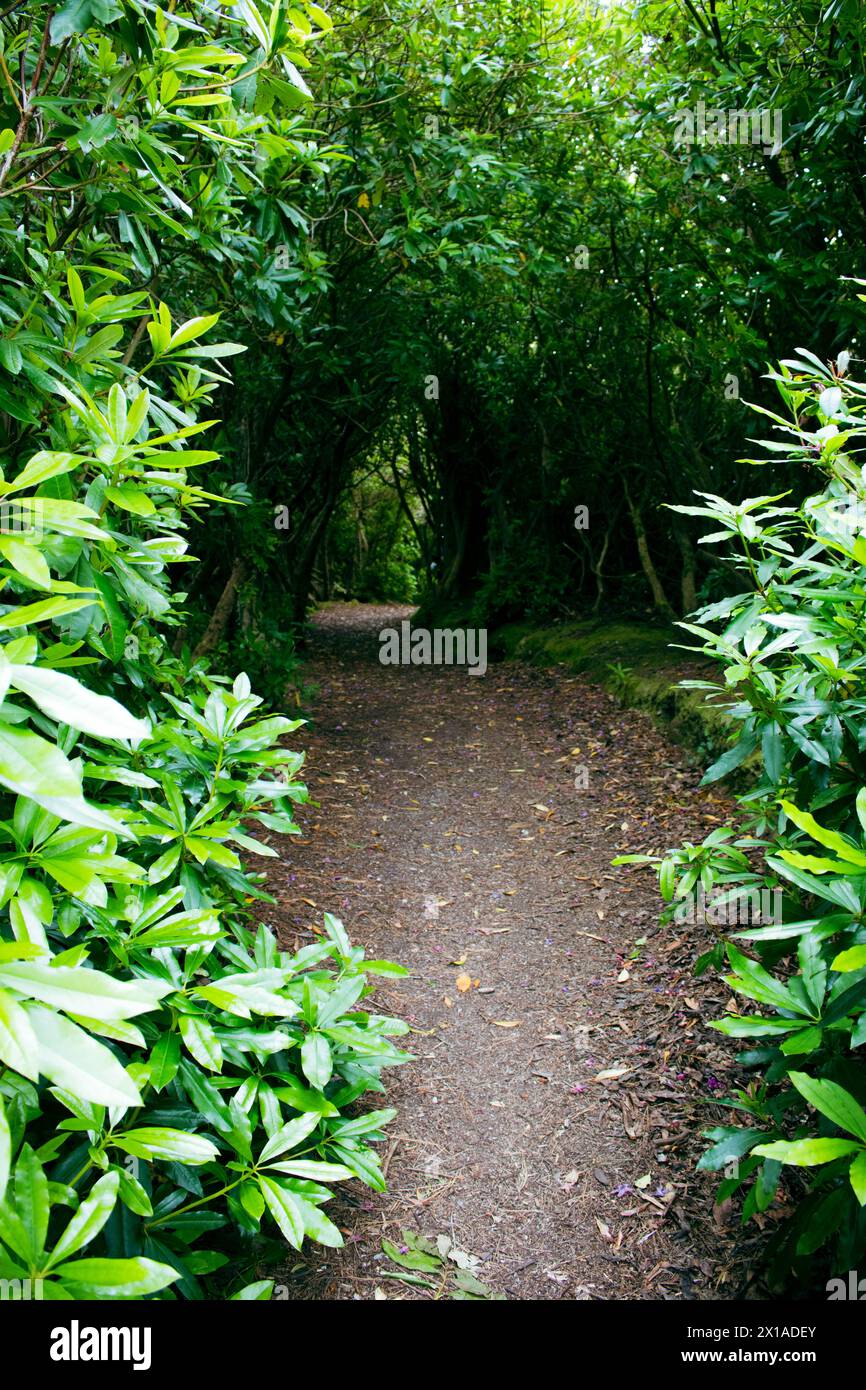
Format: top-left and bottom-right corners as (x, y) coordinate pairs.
(265, 603), (767, 1301)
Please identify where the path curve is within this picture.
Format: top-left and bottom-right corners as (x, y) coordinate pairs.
(267, 604), (756, 1300)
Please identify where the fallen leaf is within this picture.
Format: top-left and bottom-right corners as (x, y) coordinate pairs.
(455, 973), (473, 992)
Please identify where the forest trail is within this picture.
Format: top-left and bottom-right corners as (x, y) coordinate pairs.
(267, 604), (755, 1301)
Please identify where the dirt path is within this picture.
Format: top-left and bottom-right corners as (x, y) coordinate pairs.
(266, 604), (761, 1301)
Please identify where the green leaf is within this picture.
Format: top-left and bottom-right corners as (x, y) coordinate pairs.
(259, 1177), (304, 1249)
(293, 1191), (344, 1247)
(116, 1167), (153, 1217)
(831, 945), (866, 973)
(258, 1110), (320, 1163)
(104, 485), (156, 516)
(13, 1145), (49, 1260)
(0, 339), (22, 375)
(51, 1256), (179, 1298)
(0, 962), (169, 1021)
(362, 960), (409, 976)
(323, 912), (351, 955)
(0, 595), (99, 630)
(0, 985), (39, 1079)
(382, 1237), (441, 1271)
(753, 1138), (862, 1165)
(798, 932), (827, 1010)
(135, 911), (222, 949)
(850, 1152), (866, 1206)
(701, 733), (757, 784)
(696, 1129), (766, 1172)
(789, 1071), (866, 1142)
(167, 314), (220, 349)
(179, 1016), (223, 1072)
(0, 720), (81, 800)
(26, 1004), (143, 1108)
(45, 1172), (119, 1268)
(113, 1127), (219, 1165)
(9, 666), (149, 742)
(0, 1100), (9, 1203)
(659, 858), (676, 901)
(271, 1076), (338, 1116)
(0, 539), (51, 590)
(266, 1160), (353, 1181)
(178, 1058), (233, 1134)
(329, 1108), (397, 1139)
(301, 1032), (332, 1089)
(725, 946), (812, 1016)
(710, 1015), (800, 1037)
(148, 1031), (181, 1090)
(779, 799), (866, 866)
(329, 1142), (385, 1191)
(8, 451), (83, 492)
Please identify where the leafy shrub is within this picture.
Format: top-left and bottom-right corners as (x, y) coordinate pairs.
(0, 303), (409, 1300)
(617, 319), (866, 1282)
(0, 1), (408, 1303)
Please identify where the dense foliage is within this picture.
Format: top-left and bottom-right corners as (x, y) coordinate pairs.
(0, 0), (407, 1302)
(176, 0), (866, 630)
(0, 0), (864, 1302)
(14, 0), (850, 636)
(620, 308), (866, 1285)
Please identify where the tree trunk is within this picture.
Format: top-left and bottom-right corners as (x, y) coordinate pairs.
(192, 557), (246, 658)
(623, 483), (674, 617)
(590, 522), (612, 614)
(674, 521), (698, 615)
(321, 534), (331, 600)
